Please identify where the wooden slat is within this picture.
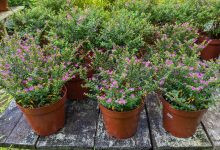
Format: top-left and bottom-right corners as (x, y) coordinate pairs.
(146, 94), (212, 150)
(5, 115), (39, 148)
(0, 6), (24, 21)
(36, 100), (98, 149)
(0, 101), (22, 146)
(95, 103), (152, 150)
(202, 101), (220, 149)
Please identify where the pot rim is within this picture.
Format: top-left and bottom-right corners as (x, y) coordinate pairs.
(16, 86), (67, 115)
(160, 95), (208, 117)
(99, 101), (144, 119)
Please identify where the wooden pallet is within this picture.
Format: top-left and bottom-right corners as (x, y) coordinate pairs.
(0, 94), (219, 150)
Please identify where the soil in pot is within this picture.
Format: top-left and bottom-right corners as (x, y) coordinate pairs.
(99, 103), (144, 139)
(16, 87), (67, 136)
(160, 96), (207, 138)
(0, 0), (9, 11)
(66, 70), (93, 100)
(198, 36), (220, 60)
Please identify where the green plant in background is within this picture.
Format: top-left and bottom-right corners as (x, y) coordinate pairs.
(112, 0), (153, 15)
(8, 0), (36, 7)
(152, 23), (205, 57)
(0, 34), (83, 108)
(6, 6), (55, 36)
(152, 51), (220, 111)
(0, 87), (13, 113)
(99, 9), (155, 51)
(50, 7), (109, 49)
(85, 49), (157, 111)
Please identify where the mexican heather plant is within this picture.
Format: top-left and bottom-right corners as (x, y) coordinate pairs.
(0, 34), (82, 108)
(99, 9), (155, 51)
(152, 51), (220, 111)
(153, 23), (206, 57)
(86, 49), (157, 112)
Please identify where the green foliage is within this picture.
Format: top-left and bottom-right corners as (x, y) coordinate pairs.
(7, 6), (55, 36)
(8, 0), (36, 7)
(86, 49), (157, 112)
(0, 34), (83, 108)
(50, 7), (109, 49)
(152, 52), (220, 111)
(99, 9), (155, 51)
(152, 23), (204, 57)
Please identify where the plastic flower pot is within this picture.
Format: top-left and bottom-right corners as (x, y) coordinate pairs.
(66, 70), (93, 100)
(99, 103), (144, 139)
(160, 97), (207, 138)
(198, 36), (220, 60)
(0, 0), (9, 11)
(16, 87), (67, 136)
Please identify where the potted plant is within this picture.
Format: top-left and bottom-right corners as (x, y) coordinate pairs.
(0, 34), (78, 136)
(85, 49), (157, 139)
(0, 0), (9, 11)
(153, 52), (220, 138)
(153, 22), (205, 58)
(190, 0), (220, 60)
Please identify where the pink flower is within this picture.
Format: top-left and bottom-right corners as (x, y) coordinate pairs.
(106, 98), (112, 103)
(16, 49), (22, 53)
(97, 95), (105, 101)
(200, 80), (208, 85)
(144, 61), (151, 67)
(125, 57), (131, 64)
(27, 77), (33, 81)
(159, 79), (165, 86)
(191, 86), (197, 91)
(117, 98), (127, 105)
(72, 75), (76, 78)
(165, 60), (173, 66)
(28, 86), (34, 91)
(189, 67), (194, 71)
(130, 94), (135, 98)
(24, 88), (29, 92)
(129, 88), (135, 91)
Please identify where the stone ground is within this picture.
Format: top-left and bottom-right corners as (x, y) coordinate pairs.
(0, 94), (219, 150)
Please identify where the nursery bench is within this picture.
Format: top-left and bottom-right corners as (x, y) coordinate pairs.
(0, 94), (219, 150)
(0, 6), (24, 35)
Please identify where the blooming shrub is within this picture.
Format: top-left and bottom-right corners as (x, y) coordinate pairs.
(0, 34), (83, 108)
(153, 23), (205, 57)
(152, 52), (220, 111)
(85, 49), (157, 112)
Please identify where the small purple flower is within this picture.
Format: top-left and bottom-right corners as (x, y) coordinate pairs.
(106, 98), (112, 103)
(130, 94), (135, 98)
(144, 61), (151, 67)
(28, 86), (34, 91)
(165, 60), (173, 66)
(129, 88), (135, 91)
(117, 98), (127, 105)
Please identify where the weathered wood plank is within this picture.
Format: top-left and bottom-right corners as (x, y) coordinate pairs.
(202, 101), (220, 149)
(146, 94), (212, 150)
(4, 115), (39, 148)
(0, 6), (24, 21)
(36, 100), (98, 150)
(0, 101), (22, 146)
(95, 104), (152, 150)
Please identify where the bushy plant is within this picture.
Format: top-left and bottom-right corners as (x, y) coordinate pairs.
(85, 49), (157, 112)
(7, 6), (55, 36)
(99, 9), (155, 51)
(0, 34), (83, 108)
(50, 7), (109, 49)
(153, 23), (205, 57)
(8, 0), (36, 7)
(112, 0), (153, 15)
(152, 51), (220, 111)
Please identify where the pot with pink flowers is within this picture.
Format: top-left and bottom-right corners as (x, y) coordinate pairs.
(85, 49), (157, 139)
(0, 34), (79, 136)
(154, 52), (220, 138)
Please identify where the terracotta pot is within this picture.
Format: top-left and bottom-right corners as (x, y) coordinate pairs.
(0, 0), (9, 11)
(66, 70), (93, 100)
(16, 87), (67, 136)
(99, 103), (144, 139)
(161, 97), (207, 138)
(198, 36), (220, 60)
